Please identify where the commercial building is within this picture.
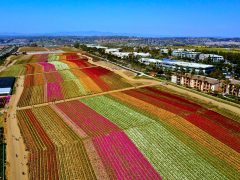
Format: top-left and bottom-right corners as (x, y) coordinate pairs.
(160, 48), (169, 54)
(139, 58), (159, 65)
(139, 58), (215, 74)
(86, 44), (107, 49)
(105, 49), (150, 58)
(105, 48), (120, 54)
(172, 50), (201, 60)
(133, 52), (150, 57)
(199, 54), (224, 62)
(0, 77), (15, 96)
(111, 52), (131, 58)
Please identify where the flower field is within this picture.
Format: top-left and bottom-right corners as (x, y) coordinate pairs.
(15, 53), (88, 64)
(0, 53), (93, 77)
(16, 86), (240, 179)
(8, 50), (239, 179)
(18, 66), (132, 106)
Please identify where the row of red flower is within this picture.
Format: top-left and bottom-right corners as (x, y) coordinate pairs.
(123, 87), (240, 153)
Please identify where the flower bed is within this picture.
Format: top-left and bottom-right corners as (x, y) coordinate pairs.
(93, 131), (161, 179)
(47, 82), (64, 102)
(56, 100), (121, 137)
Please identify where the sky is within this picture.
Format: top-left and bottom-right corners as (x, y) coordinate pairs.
(0, 0), (240, 37)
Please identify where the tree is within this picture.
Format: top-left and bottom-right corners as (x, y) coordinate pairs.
(73, 42), (80, 48)
(164, 69), (172, 80)
(234, 84), (240, 97)
(173, 65), (179, 73)
(186, 67), (190, 73)
(222, 79), (231, 94)
(180, 67), (186, 75)
(191, 68), (196, 75)
(209, 69), (224, 79)
(198, 68), (204, 75)
(30, 43), (38, 47)
(168, 48), (172, 56)
(149, 62), (157, 71)
(157, 66), (164, 75)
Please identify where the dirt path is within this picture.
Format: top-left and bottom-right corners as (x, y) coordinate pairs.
(44, 47), (50, 51)
(5, 76), (29, 180)
(17, 83), (161, 110)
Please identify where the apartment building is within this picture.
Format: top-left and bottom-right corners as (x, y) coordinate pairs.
(171, 74), (220, 92)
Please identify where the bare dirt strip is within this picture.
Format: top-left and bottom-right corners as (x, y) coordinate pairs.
(5, 76), (29, 180)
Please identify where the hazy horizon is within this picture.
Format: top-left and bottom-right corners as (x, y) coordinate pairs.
(1, 31), (240, 38)
(1, 0), (240, 37)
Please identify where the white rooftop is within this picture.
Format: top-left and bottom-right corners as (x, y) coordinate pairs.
(0, 88), (11, 95)
(133, 52), (150, 57)
(105, 48), (120, 53)
(140, 58), (214, 69)
(86, 44), (107, 49)
(112, 52), (130, 56)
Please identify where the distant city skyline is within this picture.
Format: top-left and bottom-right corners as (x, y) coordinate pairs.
(1, 0), (240, 37)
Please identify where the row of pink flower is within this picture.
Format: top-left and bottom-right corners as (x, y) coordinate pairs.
(56, 100), (121, 137)
(47, 83), (64, 102)
(39, 62), (56, 72)
(93, 131), (161, 179)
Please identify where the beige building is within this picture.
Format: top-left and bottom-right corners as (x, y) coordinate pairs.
(171, 73), (220, 92)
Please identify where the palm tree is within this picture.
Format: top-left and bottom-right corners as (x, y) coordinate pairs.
(174, 65), (179, 73)
(198, 68), (204, 75)
(191, 68), (196, 75)
(164, 69), (172, 80)
(234, 84), (240, 97)
(180, 67), (185, 75)
(223, 79), (231, 94)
